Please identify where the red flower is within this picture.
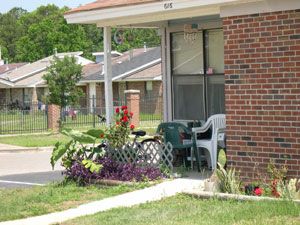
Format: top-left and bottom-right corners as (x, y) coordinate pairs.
(130, 124), (135, 130)
(122, 116), (129, 123)
(254, 187), (263, 196)
(99, 133), (104, 138)
(271, 180), (280, 198)
(130, 112), (133, 117)
(116, 121), (120, 125)
(115, 108), (120, 113)
(124, 109), (128, 115)
(121, 106), (127, 110)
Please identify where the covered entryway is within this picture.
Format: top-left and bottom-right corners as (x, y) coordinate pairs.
(64, 0), (300, 180)
(64, 0), (230, 123)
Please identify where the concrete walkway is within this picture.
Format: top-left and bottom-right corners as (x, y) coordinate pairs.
(0, 143), (26, 151)
(0, 143), (52, 153)
(0, 178), (204, 225)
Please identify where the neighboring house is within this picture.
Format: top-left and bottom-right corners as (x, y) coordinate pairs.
(64, 0), (300, 180)
(0, 61), (27, 105)
(0, 48), (163, 114)
(93, 51), (122, 63)
(0, 52), (93, 107)
(0, 63), (27, 75)
(80, 47), (162, 113)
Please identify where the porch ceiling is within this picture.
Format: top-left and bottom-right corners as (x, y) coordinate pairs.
(64, 0), (263, 27)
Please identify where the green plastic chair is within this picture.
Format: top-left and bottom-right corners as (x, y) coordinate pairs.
(156, 122), (199, 170)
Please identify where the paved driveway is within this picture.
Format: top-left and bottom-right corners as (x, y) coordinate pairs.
(0, 149), (64, 188)
(0, 171), (64, 188)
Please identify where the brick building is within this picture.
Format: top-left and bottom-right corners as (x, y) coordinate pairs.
(81, 47), (163, 115)
(0, 48), (163, 116)
(65, 0), (300, 181)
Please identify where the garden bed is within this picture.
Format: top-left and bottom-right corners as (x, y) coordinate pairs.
(184, 190), (300, 204)
(88, 178), (160, 187)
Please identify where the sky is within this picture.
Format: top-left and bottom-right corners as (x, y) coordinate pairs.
(0, 0), (93, 13)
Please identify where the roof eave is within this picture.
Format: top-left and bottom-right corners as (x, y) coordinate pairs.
(0, 79), (14, 87)
(64, 0), (262, 27)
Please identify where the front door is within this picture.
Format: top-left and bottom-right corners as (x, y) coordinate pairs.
(171, 29), (225, 121)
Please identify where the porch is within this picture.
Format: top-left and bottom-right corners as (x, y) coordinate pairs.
(64, 0), (300, 180)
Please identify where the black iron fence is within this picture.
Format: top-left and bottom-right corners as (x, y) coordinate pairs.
(0, 95), (163, 134)
(60, 97), (125, 129)
(0, 103), (48, 134)
(139, 95), (163, 127)
(60, 95), (163, 129)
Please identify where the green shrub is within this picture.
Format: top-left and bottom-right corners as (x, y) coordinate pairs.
(215, 162), (242, 194)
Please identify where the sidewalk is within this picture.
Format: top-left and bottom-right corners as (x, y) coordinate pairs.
(0, 143), (52, 153)
(0, 178), (204, 225)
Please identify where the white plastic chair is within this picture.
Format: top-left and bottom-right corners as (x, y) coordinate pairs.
(192, 114), (226, 170)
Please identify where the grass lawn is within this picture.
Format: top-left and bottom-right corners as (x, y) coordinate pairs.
(62, 195), (300, 225)
(0, 181), (144, 222)
(0, 133), (72, 147)
(0, 126), (158, 147)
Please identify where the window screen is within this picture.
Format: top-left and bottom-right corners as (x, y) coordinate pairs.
(171, 32), (204, 75)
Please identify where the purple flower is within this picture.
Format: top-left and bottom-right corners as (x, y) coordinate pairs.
(64, 156), (164, 184)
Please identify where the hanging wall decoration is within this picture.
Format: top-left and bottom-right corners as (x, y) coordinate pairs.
(114, 29), (125, 45)
(183, 24), (200, 44)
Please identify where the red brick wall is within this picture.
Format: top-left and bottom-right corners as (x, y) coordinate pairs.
(223, 10), (300, 180)
(95, 81), (163, 115)
(127, 81), (163, 115)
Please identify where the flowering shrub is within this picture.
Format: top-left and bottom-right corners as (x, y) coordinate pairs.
(102, 106), (135, 148)
(254, 187), (263, 196)
(271, 179), (281, 198)
(65, 156), (164, 184)
(267, 160), (287, 198)
(51, 105), (167, 184)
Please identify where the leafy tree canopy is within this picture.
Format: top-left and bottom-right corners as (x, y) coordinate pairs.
(0, 4), (161, 63)
(43, 56), (83, 108)
(0, 7), (27, 61)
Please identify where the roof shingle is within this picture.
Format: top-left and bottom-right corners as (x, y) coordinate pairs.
(0, 63), (27, 76)
(66, 0), (160, 15)
(82, 47), (161, 81)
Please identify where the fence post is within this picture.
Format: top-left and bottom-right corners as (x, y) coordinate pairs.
(31, 87), (38, 113)
(48, 104), (61, 133)
(124, 90), (140, 127)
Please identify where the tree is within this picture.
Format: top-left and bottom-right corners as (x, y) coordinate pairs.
(0, 7), (27, 61)
(15, 5), (92, 62)
(43, 56), (83, 108)
(111, 28), (161, 52)
(0, 4), (161, 63)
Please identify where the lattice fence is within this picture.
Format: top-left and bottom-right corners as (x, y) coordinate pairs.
(106, 141), (174, 171)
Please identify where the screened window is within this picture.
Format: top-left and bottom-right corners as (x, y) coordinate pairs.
(172, 32), (204, 75)
(205, 29), (224, 74)
(171, 28), (225, 121)
(173, 75), (205, 120)
(207, 75), (225, 117)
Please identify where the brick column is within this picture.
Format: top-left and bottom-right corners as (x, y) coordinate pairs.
(125, 90), (140, 127)
(31, 87), (38, 112)
(48, 104), (61, 132)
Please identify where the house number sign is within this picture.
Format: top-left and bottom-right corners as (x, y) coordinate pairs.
(163, 1), (173, 10)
